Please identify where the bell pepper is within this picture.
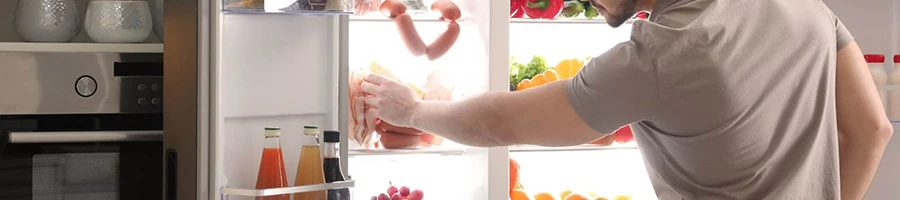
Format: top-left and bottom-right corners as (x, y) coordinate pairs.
(523, 0), (564, 19)
(511, 0), (525, 18)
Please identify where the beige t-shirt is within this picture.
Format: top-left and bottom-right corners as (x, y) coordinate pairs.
(565, 0), (852, 199)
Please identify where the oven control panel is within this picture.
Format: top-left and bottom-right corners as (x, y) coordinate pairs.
(120, 77), (163, 113)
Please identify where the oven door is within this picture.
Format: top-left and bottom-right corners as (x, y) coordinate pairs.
(0, 131), (162, 200)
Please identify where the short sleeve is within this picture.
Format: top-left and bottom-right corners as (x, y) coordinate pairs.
(565, 38), (659, 134)
(834, 15), (853, 50)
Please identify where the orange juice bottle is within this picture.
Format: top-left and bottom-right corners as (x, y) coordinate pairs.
(294, 125), (326, 200)
(255, 127), (289, 200)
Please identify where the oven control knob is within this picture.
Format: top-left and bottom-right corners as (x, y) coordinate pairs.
(138, 98), (148, 105)
(75, 76), (97, 97)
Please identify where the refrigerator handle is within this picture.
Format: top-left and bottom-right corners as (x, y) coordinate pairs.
(166, 149), (178, 200)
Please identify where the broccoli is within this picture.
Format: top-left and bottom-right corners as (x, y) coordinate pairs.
(519, 55), (549, 81)
(561, 1), (585, 18)
(509, 56), (550, 90)
(583, 1), (599, 19)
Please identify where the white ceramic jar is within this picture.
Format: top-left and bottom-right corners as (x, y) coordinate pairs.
(14, 0), (81, 42)
(85, 0), (153, 43)
(149, 0), (163, 41)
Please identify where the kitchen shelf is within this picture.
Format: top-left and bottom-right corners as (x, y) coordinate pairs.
(348, 147), (466, 156)
(509, 144), (638, 153)
(0, 42), (163, 53)
(221, 180), (354, 197)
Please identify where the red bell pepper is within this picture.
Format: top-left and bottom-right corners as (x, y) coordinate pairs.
(510, 0), (525, 18)
(613, 125), (634, 143)
(523, 0), (563, 19)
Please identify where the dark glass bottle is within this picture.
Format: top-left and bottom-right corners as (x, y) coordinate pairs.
(322, 130), (350, 200)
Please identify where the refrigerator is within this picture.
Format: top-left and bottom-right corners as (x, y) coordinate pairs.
(154, 0), (899, 199)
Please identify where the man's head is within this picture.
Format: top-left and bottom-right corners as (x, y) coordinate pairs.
(587, 0), (653, 28)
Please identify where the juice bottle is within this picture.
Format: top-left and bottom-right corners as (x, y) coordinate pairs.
(323, 130), (351, 200)
(294, 125), (327, 200)
(255, 127), (289, 200)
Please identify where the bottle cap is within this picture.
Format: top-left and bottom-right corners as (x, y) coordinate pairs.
(895, 55), (900, 63)
(303, 125), (320, 136)
(324, 130), (341, 143)
(264, 127), (281, 137)
(865, 54), (885, 63)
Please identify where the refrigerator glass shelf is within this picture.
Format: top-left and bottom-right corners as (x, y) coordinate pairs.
(509, 144), (638, 153)
(222, 0), (355, 15)
(510, 18), (638, 25)
(220, 180), (354, 197)
(348, 147), (466, 157)
(223, 8), (353, 15)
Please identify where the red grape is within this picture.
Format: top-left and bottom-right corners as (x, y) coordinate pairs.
(390, 193), (403, 200)
(378, 193), (390, 200)
(387, 186), (399, 195)
(371, 196), (378, 200)
(399, 186), (410, 196)
(409, 189), (424, 200)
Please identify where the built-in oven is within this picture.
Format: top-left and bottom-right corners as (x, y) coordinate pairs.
(0, 52), (165, 200)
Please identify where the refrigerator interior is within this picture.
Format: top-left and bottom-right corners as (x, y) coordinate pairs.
(209, 0), (900, 199)
(506, 17), (656, 199)
(345, 0), (494, 199)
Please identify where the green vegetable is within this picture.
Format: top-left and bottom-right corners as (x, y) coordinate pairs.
(583, 1), (599, 19)
(560, 1), (584, 18)
(509, 56), (550, 90)
(519, 55), (549, 81)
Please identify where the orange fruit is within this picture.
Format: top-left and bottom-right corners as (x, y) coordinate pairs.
(509, 158), (521, 192)
(542, 69), (560, 82)
(516, 79), (532, 91)
(511, 189), (531, 200)
(560, 190), (573, 199)
(593, 197), (610, 200)
(564, 194), (590, 200)
(534, 192), (555, 200)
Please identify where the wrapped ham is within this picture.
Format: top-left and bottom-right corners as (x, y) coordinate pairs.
(348, 61), (452, 149)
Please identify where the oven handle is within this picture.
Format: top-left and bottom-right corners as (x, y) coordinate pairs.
(7, 131), (163, 143)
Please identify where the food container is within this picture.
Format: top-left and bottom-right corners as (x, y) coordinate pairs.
(14, 0), (81, 42)
(889, 55), (900, 120)
(84, 0), (153, 43)
(865, 54), (888, 111)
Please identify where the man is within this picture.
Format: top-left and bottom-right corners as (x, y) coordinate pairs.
(361, 0), (893, 199)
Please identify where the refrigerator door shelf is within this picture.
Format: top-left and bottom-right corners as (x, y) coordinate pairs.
(509, 144), (638, 153)
(348, 147), (467, 157)
(220, 180), (354, 197)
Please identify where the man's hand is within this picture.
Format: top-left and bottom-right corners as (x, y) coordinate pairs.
(360, 73), (421, 127)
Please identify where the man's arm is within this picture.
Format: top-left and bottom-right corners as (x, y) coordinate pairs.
(835, 40), (894, 200)
(409, 81), (603, 147)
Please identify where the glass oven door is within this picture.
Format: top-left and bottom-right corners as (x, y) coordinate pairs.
(0, 131), (162, 200)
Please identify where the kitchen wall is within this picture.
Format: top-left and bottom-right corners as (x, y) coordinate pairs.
(822, 0), (899, 199)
